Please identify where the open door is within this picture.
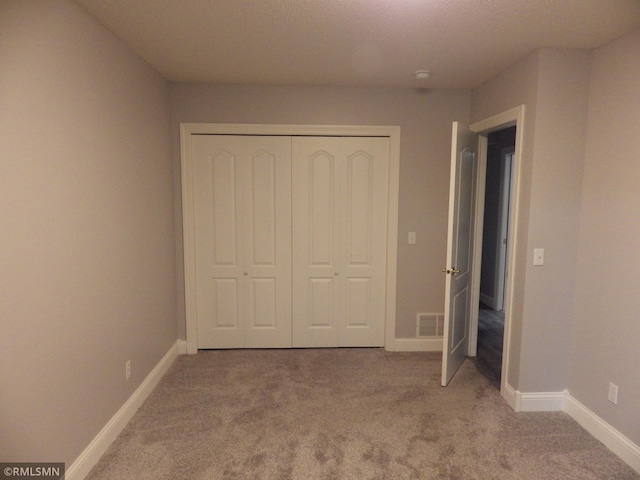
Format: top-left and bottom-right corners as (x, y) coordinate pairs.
(441, 122), (479, 386)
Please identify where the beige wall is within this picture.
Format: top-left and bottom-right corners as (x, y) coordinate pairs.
(0, 0), (176, 466)
(471, 31), (640, 449)
(170, 84), (471, 339)
(569, 29), (640, 445)
(518, 49), (591, 392)
(471, 49), (592, 392)
(471, 52), (540, 389)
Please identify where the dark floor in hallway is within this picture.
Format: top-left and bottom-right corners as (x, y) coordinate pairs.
(472, 303), (504, 389)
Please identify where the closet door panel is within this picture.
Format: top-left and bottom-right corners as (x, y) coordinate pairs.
(192, 138), (245, 348)
(292, 138), (342, 347)
(248, 150), (277, 264)
(309, 278), (334, 328)
(346, 150), (373, 264)
(293, 136), (389, 347)
(309, 150), (336, 265)
(210, 151), (240, 265)
(243, 138), (292, 348)
(250, 278), (277, 327)
(192, 135), (291, 349)
(340, 138), (389, 346)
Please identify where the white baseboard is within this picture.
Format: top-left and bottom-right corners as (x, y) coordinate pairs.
(501, 383), (564, 414)
(66, 341), (180, 480)
(386, 337), (443, 352)
(502, 382), (518, 411)
(516, 390), (566, 412)
(564, 392), (640, 474)
(177, 339), (188, 355)
(506, 388), (639, 474)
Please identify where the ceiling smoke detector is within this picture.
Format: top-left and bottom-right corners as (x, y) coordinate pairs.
(414, 70), (431, 80)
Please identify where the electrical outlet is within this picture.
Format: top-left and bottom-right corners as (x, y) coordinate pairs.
(608, 382), (618, 405)
(126, 360), (131, 381)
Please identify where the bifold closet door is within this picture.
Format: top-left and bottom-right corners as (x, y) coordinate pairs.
(292, 136), (389, 347)
(191, 135), (292, 349)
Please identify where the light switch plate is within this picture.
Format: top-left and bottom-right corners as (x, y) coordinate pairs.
(533, 248), (544, 266)
(608, 382), (618, 405)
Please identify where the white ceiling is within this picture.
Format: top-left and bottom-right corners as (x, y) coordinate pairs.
(74, 0), (640, 89)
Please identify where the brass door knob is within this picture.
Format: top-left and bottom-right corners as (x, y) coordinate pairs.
(441, 268), (461, 275)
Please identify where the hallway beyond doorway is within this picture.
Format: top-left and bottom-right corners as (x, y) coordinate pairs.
(472, 303), (504, 388)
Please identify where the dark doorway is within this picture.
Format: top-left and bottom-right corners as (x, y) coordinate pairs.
(473, 126), (515, 388)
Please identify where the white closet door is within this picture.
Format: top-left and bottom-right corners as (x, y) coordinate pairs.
(192, 135), (292, 348)
(292, 137), (389, 347)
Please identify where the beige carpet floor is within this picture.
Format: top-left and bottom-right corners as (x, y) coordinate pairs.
(86, 349), (639, 479)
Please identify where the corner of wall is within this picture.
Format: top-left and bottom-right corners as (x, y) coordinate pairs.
(66, 342), (180, 480)
(564, 391), (640, 474)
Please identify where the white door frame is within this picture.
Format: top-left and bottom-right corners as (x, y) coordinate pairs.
(495, 147), (514, 311)
(468, 106), (525, 405)
(180, 123), (401, 354)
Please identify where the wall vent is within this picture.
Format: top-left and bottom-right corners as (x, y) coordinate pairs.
(416, 313), (444, 337)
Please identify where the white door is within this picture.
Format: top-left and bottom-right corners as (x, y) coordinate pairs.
(442, 122), (478, 386)
(192, 135), (292, 348)
(292, 136), (389, 347)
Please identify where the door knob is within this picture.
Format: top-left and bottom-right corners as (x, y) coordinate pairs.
(441, 268), (461, 275)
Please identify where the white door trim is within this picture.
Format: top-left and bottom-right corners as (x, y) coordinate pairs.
(495, 147), (514, 310)
(180, 123), (401, 354)
(469, 105), (525, 407)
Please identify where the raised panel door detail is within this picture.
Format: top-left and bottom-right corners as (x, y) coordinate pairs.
(195, 276), (243, 350)
(308, 279), (334, 328)
(340, 137), (389, 347)
(450, 286), (468, 352)
(293, 136), (388, 347)
(250, 278), (277, 328)
(309, 151), (335, 266)
(213, 279), (240, 329)
(346, 278), (371, 327)
(249, 150), (277, 266)
(192, 135), (291, 349)
(243, 138), (292, 349)
(346, 151), (373, 265)
(193, 137), (244, 349)
(211, 150), (239, 266)
(292, 137), (341, 347)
